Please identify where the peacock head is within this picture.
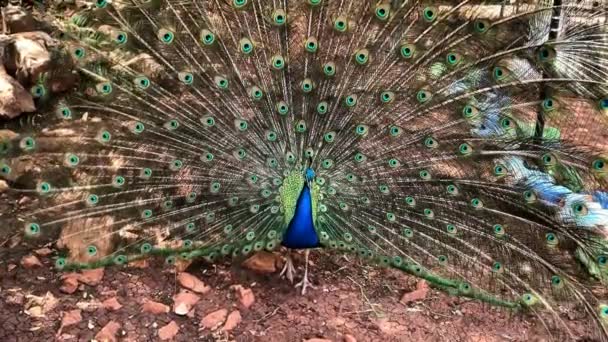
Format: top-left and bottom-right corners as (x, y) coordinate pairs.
(305, 167), (316, 183)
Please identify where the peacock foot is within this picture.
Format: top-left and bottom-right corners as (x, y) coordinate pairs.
(279, 254), (296, 284)
(295, 271), (316, 295)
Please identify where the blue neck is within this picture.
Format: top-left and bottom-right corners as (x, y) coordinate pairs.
(281, 184), (320, 249)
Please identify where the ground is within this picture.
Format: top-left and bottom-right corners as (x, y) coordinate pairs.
(0, 245), (598, 342)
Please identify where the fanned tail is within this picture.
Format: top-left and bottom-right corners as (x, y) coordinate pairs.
(1, 0), (608, 339)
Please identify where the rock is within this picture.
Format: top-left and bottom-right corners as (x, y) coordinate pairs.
(60, 309), (82, 329)
(231, 285), (255, 309)
(102, 297), (122, 311)
(5, 31), (57, 84)
(24, 292), (58, 318)
(0, 65), (35, 119)
(200, 309), (228, 330)
(2, 4), (35, 33)
(172, 291), (200, 316)
(177, 272), (211, 294)
(95, 321), (120, 342)
(5, 289), (25, 305)
(242, 251), (282, 274)
(142, 300), (170, 314)
(400, 280), (429, 304)
(222, 310), (242, 332)
(79, 268), (104, 286)
(60, 274), (79, 294)
(158, 321), (179, 340)
(34, 247), (53, 256)
(20, 255), (43, 268)
(344, 334), (357, 342)
(0, 180), (8, 193)
(75, 300), (102, 312)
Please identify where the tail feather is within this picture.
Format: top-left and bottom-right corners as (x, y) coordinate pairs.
(2, 0), (608, 339)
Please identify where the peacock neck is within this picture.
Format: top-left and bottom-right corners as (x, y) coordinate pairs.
(281, 183), (320, 249)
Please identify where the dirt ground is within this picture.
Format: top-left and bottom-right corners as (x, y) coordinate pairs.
(0, 242), (599, 342)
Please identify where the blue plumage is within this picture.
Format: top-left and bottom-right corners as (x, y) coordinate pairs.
(282, 183), (320, 249)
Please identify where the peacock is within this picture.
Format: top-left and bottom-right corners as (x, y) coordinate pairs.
(2, 0), (608, 339)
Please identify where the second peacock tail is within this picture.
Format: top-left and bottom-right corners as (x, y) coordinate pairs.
(2, 0), (608, 338)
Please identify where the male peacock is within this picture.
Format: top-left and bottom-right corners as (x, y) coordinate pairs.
(1, 0), (608, 339)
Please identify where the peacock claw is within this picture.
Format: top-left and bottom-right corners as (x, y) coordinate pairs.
(280, 254), (296, 284)
(295, 272), (316, 295)
(295, 249), (316, 295)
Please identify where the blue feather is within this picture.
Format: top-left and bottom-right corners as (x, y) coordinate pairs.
(282, 184), (320, 249)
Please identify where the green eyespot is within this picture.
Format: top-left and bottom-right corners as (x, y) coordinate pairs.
(400, 43), (415, 59)
(323, 62), (336, 77)
(276, 101), (289, 115)
(380, 91), (394, 104)
(389, 125), (402, 137)
(214, 75), (229, 89)
(493, 224), (505, 237)
(334, 16), (348, 32)
(375, 4), (390, 20)
(301, 78), (314, 93)
(96, 82), (112, 95)
(537, 45), (556, 63)
(130, 121), (145, 134)
(240, 37), (253, 54)
(158, 29), (175, 44)
(572, 202), (588, 217)
(493, 164), (507, 177)
(470, 198), (483, 209)
(305, 37), (318, 53)
(545, 232), (558, 247)
(462, 104), (479, 119)
(354, 49), (369, 65)
(317, 101), (328, 114)
(424, 136), (438, 148)
(56, 106), (72, 119)
(200, 29), (216, 46)
(473, 20), (490, 33)
(112, 175), (125, 188)
(446, 52), (461, 66)
(271, 55), (285, 70)
(25, 222), (40, 236)
(114, 31), (128, 44)
(355, 124), (369, 137)
(345, 95), (357, 107)
(272, 9), (287, 26)
(446, 184), (459, 195)
(492, 66), (507, 81)
(324, 131), (336, 143)
(416, 89), (431, 103)
(73, 47), (85, 59)
(232, 0), (248, 9)
(422, 6), (438, 22)
(249, 86), (263, 100)
(20, 137), (36, 151)
(140, 168), (152, 179)
(458, 143), (473, 156)
(134, 76), (150, 89)
(523, 190), (537, 204)
(95, 0), (107, 8)
(64, 153), (80, 167)
(179, 72), (194, 85)
(542, 98), (556, 112)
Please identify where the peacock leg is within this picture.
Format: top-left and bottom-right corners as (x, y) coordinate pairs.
(279, 250), (296, 284)
(295, 249), (316, 295)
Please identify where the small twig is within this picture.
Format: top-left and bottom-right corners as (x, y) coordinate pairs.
(420, 303), (453, 319)
(254, 305), (280, 323)
(341, 309), (376, 315)
(346, 275), (382, 317)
